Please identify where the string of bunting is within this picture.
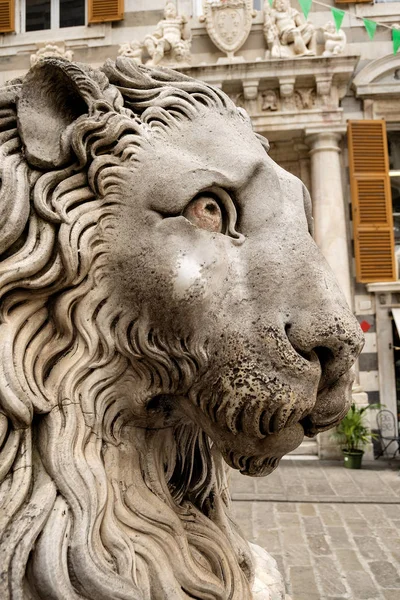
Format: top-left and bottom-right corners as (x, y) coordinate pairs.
(268, 0), (400, 54)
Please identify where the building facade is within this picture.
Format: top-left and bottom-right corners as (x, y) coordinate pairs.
(0, 0), (399, 457)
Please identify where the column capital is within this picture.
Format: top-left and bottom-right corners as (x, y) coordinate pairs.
(305, 131), (343, 156)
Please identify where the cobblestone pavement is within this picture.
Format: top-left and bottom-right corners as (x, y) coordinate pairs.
(231, 459), (400, 600)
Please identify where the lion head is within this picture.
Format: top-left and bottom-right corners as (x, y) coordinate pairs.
(0, 58), (363, 599)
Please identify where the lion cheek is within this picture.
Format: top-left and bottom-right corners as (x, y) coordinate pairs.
(172, 255), (206, 299)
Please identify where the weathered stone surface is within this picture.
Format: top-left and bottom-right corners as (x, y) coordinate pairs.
(346, 571), (380, 599)
(0, 57), (363, 599)
(314, 555), (347, 596)
(369, 561), (400, 589)
(289, 566), (319, 599)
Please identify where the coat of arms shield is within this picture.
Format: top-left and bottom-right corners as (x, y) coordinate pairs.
(201, 0), (255, 60)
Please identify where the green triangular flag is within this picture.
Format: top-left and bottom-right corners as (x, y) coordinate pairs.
(363, 19), (377, 41)
(268, 0), (273, 6)
(331, 7), (345, 32)
(393, 28), (400, 55)
(298, 0), (312, 20)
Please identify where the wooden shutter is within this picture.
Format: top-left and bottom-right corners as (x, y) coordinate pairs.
(0, 0), (14, 33)
(348, 120), (396, 283)
(88, 0), (124, 23)
(335, 0), (370, 4)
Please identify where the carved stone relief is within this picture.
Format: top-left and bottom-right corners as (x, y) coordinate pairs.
(229, 80), (331, 115)
(200, 0), (256, 62)
(0, 57), (363, 600)
(262, 90), (279, 111)
(295, 88), (316, 110)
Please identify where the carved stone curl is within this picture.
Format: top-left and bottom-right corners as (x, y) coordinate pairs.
(0, 57), (363, 599)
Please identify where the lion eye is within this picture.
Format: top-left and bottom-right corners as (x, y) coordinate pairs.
(182, 195), (223, 233)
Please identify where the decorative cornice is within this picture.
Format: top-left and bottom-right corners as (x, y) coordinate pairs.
(178, 55), (359, 85)
(353, 53), (400, 98)
(177, 55), (359, 135)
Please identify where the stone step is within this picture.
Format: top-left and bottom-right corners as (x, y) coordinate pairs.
(289, 440), (318, 456)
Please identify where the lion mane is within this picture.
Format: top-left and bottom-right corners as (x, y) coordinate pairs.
(0, 58), (260, 599)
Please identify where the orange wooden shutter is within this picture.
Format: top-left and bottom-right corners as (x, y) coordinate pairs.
(88, 0), (124, 23)
(348, 120), (396, 283)
(0, 0), (14, 33)
(335, 0), (370, 4)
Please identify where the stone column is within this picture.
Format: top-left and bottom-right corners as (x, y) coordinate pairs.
(306, 132), (357, 460)
(306, 131), (352, 308)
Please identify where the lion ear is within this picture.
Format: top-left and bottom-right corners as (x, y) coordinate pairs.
(17, 58), (106, 169)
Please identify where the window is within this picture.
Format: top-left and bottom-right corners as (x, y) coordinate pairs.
(388, 132), (400, 256)
(24, 0), (85, 32)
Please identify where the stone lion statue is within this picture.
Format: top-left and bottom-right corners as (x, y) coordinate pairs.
(0, 57), (363, 599)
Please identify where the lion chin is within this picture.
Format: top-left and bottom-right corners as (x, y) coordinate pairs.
(181, 368), (355, 477)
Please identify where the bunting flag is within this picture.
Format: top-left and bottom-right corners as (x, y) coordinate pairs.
(298, 0), (313, 20)
(278, 0), (399, 53)
(363, 18), (377, 41)
(331, 7), (345, 32)
(268, 0), (273, 6)
(393, 28), (400, 55)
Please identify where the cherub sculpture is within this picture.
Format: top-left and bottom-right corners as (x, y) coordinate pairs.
(143, 1), (191, 66)
(322, 21), (346, 57)
(264, 0), (316, 58)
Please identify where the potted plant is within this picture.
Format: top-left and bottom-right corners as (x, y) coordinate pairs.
(332, 403), (380, 469)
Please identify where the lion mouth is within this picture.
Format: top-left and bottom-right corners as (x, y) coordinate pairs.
(221, 371), (352, 476)
(197, 368), (353, 476)
(301, 369), (354, 437)
(148, 367), (354, 478)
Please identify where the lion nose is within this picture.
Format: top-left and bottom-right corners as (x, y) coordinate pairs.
(284, 318), (364, 390)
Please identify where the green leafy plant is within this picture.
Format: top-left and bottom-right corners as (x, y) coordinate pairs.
(332, 403), (381, 453)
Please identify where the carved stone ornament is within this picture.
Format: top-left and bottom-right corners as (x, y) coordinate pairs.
(30, 43), (73, 66)
(262, 89), (279, 111)
(118, 40), (143, 64)
(0, 57), (363, 600)
(295, 87), (316, 109)
(201, 0), (255, 62)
